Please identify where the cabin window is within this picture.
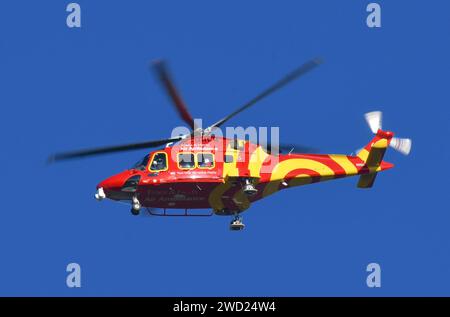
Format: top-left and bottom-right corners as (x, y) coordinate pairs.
(197, 153), (215, 169)
(132, 154), (150, 171)
(178, 153), (195, 169)
(149, 152), (168, 171)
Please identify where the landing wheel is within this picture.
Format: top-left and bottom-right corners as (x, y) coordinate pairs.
(131, 196), (141, 216)
(230, 214), (245, 231)
(131, 207), (140, 216)
(243, 178), (257, 196)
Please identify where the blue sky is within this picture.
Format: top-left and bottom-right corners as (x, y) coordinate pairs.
(1, 0), (449, 296)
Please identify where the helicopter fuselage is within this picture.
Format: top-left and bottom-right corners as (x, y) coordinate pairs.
(96, 135), (393, 215)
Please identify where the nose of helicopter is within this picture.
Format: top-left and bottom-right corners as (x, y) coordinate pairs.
(95, 170), (139, 200)
(97, 174), (125, 190)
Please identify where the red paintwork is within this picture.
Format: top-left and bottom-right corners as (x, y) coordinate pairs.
(96, 134), (394, 212)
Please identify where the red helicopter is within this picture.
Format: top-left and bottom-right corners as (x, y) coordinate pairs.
(50, 59), (411, 230)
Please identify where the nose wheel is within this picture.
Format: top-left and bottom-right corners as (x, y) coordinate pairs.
(230, 214), (245, 231)
(131, 196), (141, 216)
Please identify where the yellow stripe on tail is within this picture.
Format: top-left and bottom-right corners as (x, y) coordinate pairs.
(357, 131), (391, 188)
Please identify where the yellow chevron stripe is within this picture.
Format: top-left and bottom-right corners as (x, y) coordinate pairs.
(248, 146), (269, 179)
(222, 143), (240, 178)
(329, 154), (358, 175)
(208, 181), (232, 211)
(262, 158), (335, 197)
(373, 139), (388, 149)
(357, 148), (370, 162)
(211, 141), (249, 212)
(288, 174), (313, 187)
(232, 190), (251, 211)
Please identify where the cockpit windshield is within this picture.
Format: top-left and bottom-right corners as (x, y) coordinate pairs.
(131, 154), (150, 171)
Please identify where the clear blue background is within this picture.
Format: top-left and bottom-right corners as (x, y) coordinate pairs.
(1, 0), (449, 296)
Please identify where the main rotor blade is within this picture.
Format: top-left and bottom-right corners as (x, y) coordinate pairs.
(207, 58), (323, 130)
(48, 136), (182, 163)
(153, 60), (195, 130)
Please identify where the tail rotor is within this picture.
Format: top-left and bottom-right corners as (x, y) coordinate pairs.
(364, 111), (412, 155)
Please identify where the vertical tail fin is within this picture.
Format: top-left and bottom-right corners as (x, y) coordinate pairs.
(357, 129), (393, 163)
(357, 129), (393, 188)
